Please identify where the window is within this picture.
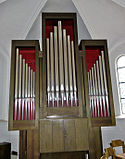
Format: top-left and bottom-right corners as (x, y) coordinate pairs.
(117, 55), (125, 114)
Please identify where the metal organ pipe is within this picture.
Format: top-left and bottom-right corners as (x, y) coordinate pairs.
(54, 26), (59, 107)
(88, 70), (93, 117)
(14, 48), (19, 120)
(63, 29), (69, 106)
(58, 21), (65, 106)
(101, 51), (110, 117)
(99, 55), (106, 117)
(22, 59), (25, 120)
(25, 63), (28, 120)
(46, 38), (51, 107)
(18, 54), (22, 120)
(33, 71), (35, 119)
(50, 32), (55, 107)
(96, 60), (103, 117)
(33, 71), (35, 98)
(28, 67), (31, 98)
(67, 35), (73, 106)
(28, 67), (31, 120)
(71, 41), (77, 106)
(93, 64), (99, 117)
(31, 69), (33, 120)
(91, 66), (95, 117)
(15, 49), (19, 99)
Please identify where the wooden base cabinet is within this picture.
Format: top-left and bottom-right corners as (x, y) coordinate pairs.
(19, 118), (103, 159)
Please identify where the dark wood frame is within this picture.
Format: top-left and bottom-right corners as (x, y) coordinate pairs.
(41, 13), (85, 118)
(79, 40), (116, 127)
(8, 40), (40, 130)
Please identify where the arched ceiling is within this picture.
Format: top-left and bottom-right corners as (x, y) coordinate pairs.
(72, 0), (125, 50)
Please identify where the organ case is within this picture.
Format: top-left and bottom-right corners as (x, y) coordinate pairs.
(8, 13), (116, 159)
(79, 40), (115, 126)
(9, 40), (39, 130)
(41, 13), (83, 118)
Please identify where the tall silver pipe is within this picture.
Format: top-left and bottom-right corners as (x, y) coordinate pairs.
(33, 71), (35, 119)
(28, 66), (31, 119)
(101, 51), (110, 117)
(22, 59), (25, 120)
(15, 48), (19, 120)
(28, 67), (31, 98)
(96, 60), (103, 117)
(67, 35), (73, 106)
(58, 21), (64, 106)
(63, 29), (69, 106)
(54, 26), (59, 107)
(15, 48), (19, 98)
(99, 56), (106, 117)
(46, 38), (51, 107)
(87, 72), (90, 96)
(31, 69), (33, 98)
(18, 54), (22, 99)
(25, 64), (28, 98)
(22, 59), (25, 98)
(33, 71), (35, 98)
(50, 32), (55, 107)
(25, 63), (28, 120)
(88, 72), (92, 116)
(91, 67), (97, 117)
(18, 54), (22, 120)
(71, 41), (77, 105)
(94, 64), (99, 117)
(31, 69), (33, 119)
(89, 69), (94, 117)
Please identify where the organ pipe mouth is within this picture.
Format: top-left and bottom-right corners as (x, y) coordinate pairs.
(46, 114), (80, 119)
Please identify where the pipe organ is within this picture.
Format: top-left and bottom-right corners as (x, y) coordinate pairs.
(9, 13), (115, 159)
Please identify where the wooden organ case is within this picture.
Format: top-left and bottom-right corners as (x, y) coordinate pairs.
(9, 13), (115, 159)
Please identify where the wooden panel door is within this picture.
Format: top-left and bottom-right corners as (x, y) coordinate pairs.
(40, 118), (89, 153)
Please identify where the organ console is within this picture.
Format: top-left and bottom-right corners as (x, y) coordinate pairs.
(8, 13), (115, 159)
